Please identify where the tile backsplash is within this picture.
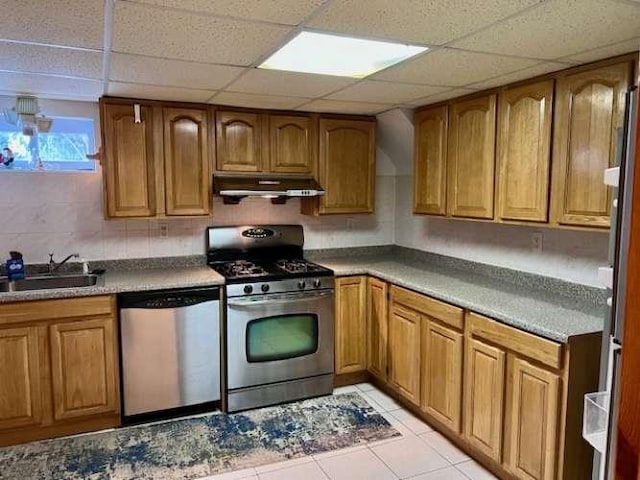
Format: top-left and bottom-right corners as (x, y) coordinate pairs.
(0, 170), (396, 263)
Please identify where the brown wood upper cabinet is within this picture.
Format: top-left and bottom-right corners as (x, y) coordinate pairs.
(335, 276), (367, 375)
(269, 114), (315, 174)
(102, 102), (157, 217)
(497, 80), (554, 222)
(215, 110), (314, 175)
(447, 94), (497, 219)
(414, 105), (448, 215)
(316, 118), (376, 214)
(216, 110), (262, 172)
(551, 61), (632, 228)
(164, 107), (210, 216)
(101, 100), (211, 218)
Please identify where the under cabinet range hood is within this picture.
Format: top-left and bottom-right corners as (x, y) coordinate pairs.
(213, 175), (325, 204)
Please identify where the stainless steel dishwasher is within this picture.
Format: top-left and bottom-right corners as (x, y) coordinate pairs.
(119, 286), (221, 420)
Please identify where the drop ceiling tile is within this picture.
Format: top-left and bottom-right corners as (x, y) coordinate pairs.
(406, 88), (479, 107)
(108, 82), (216, 102)
(0, 89), (97, 103)
(0, 0), (103, 49)
(299, 99), (393, 115)
(327, 81), (448, 104)
(130, 0), (327, 25)
(307, 0), (541, 45)
(112, 2), (292, 66)
(466, 61), (572, 90)
(450, 0), (640, 60)
(374, 48), (539, 87)
(0, 42), (102, 80)
(560, 38), (640, 64)
(211, 91), (309, 109)
(228, 69), (357, 98)
(110, 53), (244, 90)
(0, 72), (103, 99)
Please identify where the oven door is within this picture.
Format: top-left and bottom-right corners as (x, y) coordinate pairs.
(226, 289), (334, 390)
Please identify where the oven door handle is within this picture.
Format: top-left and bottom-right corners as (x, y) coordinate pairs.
(227, 291), (333, 307)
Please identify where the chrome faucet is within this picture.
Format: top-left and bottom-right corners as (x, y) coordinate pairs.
(48, 252), (79, 275)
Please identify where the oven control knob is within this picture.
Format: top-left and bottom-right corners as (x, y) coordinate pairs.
(313, 279), (322, 288)
(243, 285), (253, 294)
(261, 284), (270, 292)
(298, 280), (306, 290)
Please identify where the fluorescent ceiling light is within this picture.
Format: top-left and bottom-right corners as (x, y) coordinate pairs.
(259, 31), (427, 78)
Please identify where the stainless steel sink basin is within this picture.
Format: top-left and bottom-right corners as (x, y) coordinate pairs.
(0, 274), (100, 292)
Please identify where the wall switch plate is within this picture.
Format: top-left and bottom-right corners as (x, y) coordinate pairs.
(159, 223), (169, 239)
(531, 232), (543, 252)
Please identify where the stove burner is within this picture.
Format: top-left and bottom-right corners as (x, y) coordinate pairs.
(213, 260), (268, 279)
(275, 259), (326, 274)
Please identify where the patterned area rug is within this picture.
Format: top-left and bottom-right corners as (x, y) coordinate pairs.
(0, 393), (400, 480)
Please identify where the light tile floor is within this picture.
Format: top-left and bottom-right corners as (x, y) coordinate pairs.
(201, 383), (498, 480)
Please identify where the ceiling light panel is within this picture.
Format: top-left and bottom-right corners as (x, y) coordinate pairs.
(259, 31), (427, 78)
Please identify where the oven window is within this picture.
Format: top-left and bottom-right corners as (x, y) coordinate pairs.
(246, 314), (319, 362)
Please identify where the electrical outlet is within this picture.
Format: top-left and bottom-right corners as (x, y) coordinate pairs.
(531, 232), (543, 252)
(159, 223), (169, 239)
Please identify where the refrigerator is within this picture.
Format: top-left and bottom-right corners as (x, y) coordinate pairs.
(587, 85), (638, 480)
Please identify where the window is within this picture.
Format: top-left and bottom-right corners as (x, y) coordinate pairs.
(0, 116), (96, 172)
(246, 314), (319, 363)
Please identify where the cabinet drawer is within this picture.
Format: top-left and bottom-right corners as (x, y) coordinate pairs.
(390, 286), (463, 329)
(467, 312), (563, 369)
(0, 296), (114, 326)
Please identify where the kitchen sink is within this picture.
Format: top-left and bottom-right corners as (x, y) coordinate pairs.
(0, 274), (100, 292)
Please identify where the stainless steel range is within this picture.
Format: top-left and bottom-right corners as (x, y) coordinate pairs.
(206, 225), (335, 412)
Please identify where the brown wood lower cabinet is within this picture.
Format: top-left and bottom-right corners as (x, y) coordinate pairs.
(334, 276), (601, 480)
(388, 303), (421, 405)
(367, 277), (388, 381)
(504, 356), (560, 480)
(49, 318), (118, 421)
(463, 337), (506, 462)
(0, 296), (120, 446)
(335, 276), (367, 375)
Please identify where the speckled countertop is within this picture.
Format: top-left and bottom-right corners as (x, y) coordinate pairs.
(0, 267), (224, 303)
(0, 251), (604, 343)
(314, 255), (605, 343)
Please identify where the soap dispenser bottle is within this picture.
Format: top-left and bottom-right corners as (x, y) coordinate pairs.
(6, 251), (25, 281)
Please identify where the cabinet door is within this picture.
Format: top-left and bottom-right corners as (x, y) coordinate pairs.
(269, 114), (314, 174)
(447, 94), (497, 219)
(421, 320), (463, 432)
(0, 327), (42, 430)
(463, 338), (505, 461)
(49, 317), (118, 421)
(216, 110), (262, 172)
(102, 102), (156, 217)
(163, 107), (210, 216)
(551, 62), (631, 227)
(318, 118), (375, 214)
(497, 81), (554, 222)
(389, 304), (421, 405)
(504, 356), (560, 480)
(414, 105), (448, 215)
(335, 276), (367, 374)
(367, 277), (388, 381)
